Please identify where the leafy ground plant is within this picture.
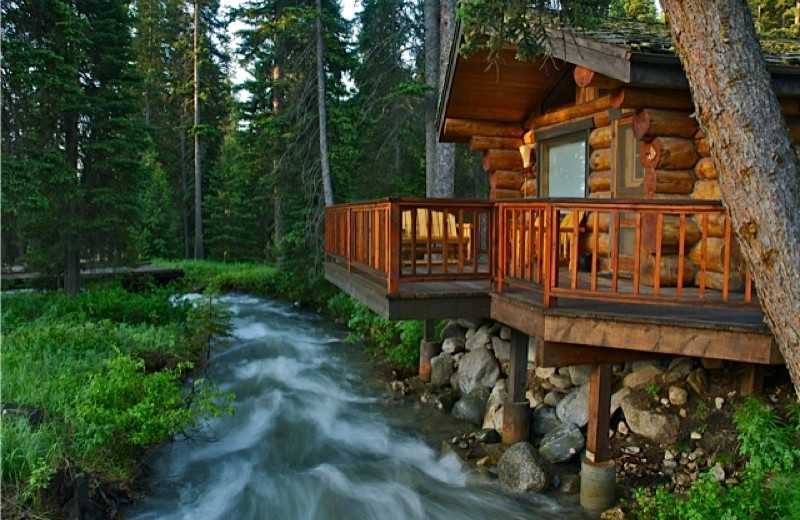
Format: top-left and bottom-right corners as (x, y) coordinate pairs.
(1, 285), (233, 514)
(633, 398), (800, 520)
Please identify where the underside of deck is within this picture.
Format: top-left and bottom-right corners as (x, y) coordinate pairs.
(325, 262), (491, 320)
(325, 261), (781, 366)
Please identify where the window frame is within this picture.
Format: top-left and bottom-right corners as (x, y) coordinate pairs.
(535, 118), (593, 199)
(614, 117), (646, 197)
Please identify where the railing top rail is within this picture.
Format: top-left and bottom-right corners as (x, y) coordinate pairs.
(327, 198), (496, 211)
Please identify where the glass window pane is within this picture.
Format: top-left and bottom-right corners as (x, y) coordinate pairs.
(546, 139), (586, 198)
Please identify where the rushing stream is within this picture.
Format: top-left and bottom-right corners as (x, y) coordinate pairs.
(125, 294), (590, 520)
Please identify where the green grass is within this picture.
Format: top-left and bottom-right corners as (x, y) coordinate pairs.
(633, 398), (800, 520)
(1, 284), (233, 509)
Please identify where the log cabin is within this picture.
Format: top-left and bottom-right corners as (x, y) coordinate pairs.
(324, 20), (800, 509)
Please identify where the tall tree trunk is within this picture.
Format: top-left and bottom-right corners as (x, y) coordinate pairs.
(180, 104), (191, 258)
(272, 56), (284, 268)
(316, 0), (334, 207)
(193, 0), (204, 259)
(434, 0), (455, 198)
(660, 0), (800, 398)
(424, 0), (440, 197)
(64, 110), (81, 297)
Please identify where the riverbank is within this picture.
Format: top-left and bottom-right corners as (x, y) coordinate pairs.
(1, 284), (237, 519)
(375, 318), (800, 519)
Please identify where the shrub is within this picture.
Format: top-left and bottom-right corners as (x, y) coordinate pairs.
(633, 398), (800, 520)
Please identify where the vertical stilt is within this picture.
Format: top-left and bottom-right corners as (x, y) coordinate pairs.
(581, 363), (616, 511)
(740, 363), (764, 397)
(418, 319), (440, 383)
(502, 329), (530, 445)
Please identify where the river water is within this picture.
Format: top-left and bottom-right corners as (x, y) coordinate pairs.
(125, 294), (590, 520)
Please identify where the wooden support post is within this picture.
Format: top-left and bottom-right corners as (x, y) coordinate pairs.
(503, 328), (530, 445)
(740, 364), (764, 397)
(586, 363), (613, 463)
(419, 318), (440, 383)
(509, 329), (529, 402)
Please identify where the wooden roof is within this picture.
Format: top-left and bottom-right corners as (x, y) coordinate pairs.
(438, 21), (800, 141)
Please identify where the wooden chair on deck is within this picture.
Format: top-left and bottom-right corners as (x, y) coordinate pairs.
(402, 209), (472, 264)
(512, 211), (585, 277)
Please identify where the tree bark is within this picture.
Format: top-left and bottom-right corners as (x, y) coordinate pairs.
(180, 104), (191, 259)
(661, 0), (800, 398)
(316, 0), (334, 207)
(193, 0), (204, 260)
(424, 0), (440, 197)
(434, 0), (455, 198)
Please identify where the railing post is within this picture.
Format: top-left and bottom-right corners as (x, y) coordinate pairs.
(543, 204), (555, 307)
(347, 207), (353, 272)
(388, 202), (401, 294)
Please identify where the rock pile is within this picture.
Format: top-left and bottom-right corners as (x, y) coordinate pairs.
(386, 318), (735, 500)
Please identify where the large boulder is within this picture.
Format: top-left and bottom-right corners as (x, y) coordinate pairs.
(498, 442), (550, 493)
(532, 405), (563, 437)
(623, 364), (665, 389)
(430, 353), (455, 389)
(441, 336), (466, 354)
(458, 346), (500, 395)
(556, 383), (590, 427)
(568, 365), (592, 386)
(452, 387), (491, 425)
(440, 320), (468, 341)
(539, 423), (585, 463)
(491, 336), (511, 362)
(621, 393), (680, 443)
(465, 329), (492, 351)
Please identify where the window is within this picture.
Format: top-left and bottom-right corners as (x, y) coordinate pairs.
(616, 121), (645, 195)
(539, 133), (587, 198)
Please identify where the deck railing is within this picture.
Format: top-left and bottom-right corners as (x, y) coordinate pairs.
(325, 199), (494, 293)
(327, 198), (758, 308)
(497, 199), (756, 308)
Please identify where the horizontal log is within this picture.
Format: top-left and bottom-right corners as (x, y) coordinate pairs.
(640, 253), (697, 287)
(589, 190), (611, 199)
(691, 212), (727, 238)
(633, 108), (699, 141)
(654, 169), (697, 194)
(694, 157), (717, 179)
(523, 130), (536, 145)
(580, 231), (610, 256)
(594, 111), (611, 128)
(688, 237), (744, 274)
(492, 188), (523, 200)
(492, 170), (525, 190)
(573, 66), (624, 90)
(588, 170), (611, 192)
(692, 179), (721, 200)
(443, 118), (523, 142)
(483, 148), (524, 172)
(659, 215), (702, 247)
(698, 270), (746, 292)
(695, 136), (711, 157)
(527, 95), (613, 128)
(590, 148), (611, 171)
(585, 212), (610, 232)
(640, 137), (699, 170)
(611, 88), (694, 111)
(469, 135), (524, 151)
(589, 126), (612, 149)
(520, 178), (537, 197)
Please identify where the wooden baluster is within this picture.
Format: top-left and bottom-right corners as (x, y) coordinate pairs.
(654, 213), (663, 297)
(611, 212), (620, 294)
(677, 213), (686, 297)
(591, 211), (599, 292)
(723, 215), (732, 301)
(699, 214), (708, 298)
(633, 212), (641, 295)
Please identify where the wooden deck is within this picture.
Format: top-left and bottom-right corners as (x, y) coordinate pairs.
(325, 198), (781, 367)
